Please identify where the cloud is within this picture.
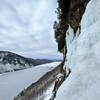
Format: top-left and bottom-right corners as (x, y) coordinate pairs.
(0, 0), (62, 59)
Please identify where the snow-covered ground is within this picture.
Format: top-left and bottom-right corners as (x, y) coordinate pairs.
(0, 62), (60, 100)
(55, 0), (100, 100)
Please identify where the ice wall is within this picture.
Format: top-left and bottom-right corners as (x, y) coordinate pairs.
(56, 0), (100, 100)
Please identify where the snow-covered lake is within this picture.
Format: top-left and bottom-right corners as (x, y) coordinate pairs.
(0, 62), (60, 100)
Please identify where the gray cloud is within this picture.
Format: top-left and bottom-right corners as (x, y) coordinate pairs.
(0, 0), (62, 59)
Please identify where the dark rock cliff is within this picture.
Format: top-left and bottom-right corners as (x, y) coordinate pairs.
(54, 0), (90, 53)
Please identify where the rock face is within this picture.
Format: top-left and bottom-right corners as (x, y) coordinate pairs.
(0, 51), (53, 74)
(54, 0), (90, 53)
(68, 0), (90, 34)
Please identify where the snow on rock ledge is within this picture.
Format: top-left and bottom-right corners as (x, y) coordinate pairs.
(56, 0), (100, 100)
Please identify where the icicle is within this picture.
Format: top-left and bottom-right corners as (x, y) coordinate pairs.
(75, 24), (81, 38)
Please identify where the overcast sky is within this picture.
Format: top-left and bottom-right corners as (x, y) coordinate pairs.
(0, 0), (62, 59)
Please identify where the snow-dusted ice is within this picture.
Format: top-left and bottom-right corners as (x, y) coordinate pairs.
(55, 0), (100, 100)
(0, 62), (60, 100)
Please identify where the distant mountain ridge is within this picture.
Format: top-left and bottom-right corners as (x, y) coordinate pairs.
(0, 51), (54, 74)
